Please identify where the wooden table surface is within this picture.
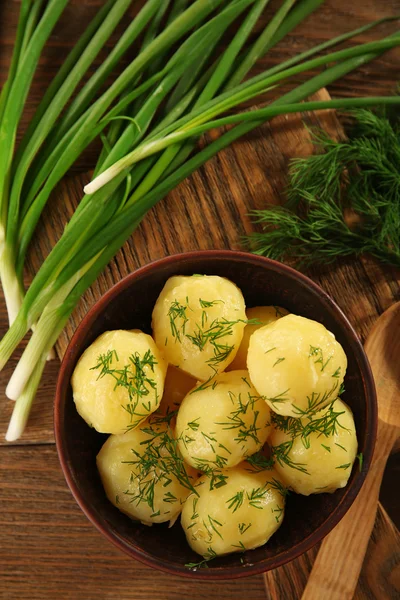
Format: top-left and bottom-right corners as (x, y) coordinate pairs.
(1, 1), (400, 599)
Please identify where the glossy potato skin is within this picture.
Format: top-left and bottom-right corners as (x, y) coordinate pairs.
(270, 399), (358, 495)
(181, 466), (285, 557)
(72, 329), (167, 434)
(152, 275), (246, 381)
(228, 306), (288, 371)
(176, 370), (272, 470)
(247, 314), (347, 417)
(158, 366), (197, 417)
(97, 416), (197, 525)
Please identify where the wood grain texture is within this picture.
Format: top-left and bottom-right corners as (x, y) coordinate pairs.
(264, 503), (400, 600)
(0, 1), (400, 599)
(0, 444), (268, 600)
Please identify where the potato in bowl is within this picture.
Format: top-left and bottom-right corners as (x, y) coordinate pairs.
(55, 250), (376, 579)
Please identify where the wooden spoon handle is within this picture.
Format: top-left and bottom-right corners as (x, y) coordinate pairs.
(301, 429), (396, 600)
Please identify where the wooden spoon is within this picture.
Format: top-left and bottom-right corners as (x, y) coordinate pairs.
(302, 301), (400, 600)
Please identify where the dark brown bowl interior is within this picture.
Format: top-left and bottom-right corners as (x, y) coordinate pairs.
(55, 250), (377, 579)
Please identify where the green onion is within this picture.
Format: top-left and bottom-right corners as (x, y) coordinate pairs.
(2, 0), (400, 439)
(84, 35), (400, 194)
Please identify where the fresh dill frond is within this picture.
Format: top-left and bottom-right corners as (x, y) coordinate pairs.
(247, 107), (400, 268)
(245, 451), (274, 472)
(122, 419), (198, 511)
(185, 546), (217, 569)
(90, 348), (159, 429)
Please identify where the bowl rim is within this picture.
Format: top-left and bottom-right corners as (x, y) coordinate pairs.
(54, 249), (377, 580)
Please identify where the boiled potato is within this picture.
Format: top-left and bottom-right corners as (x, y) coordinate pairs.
(158, 366), (197, 417)
(97, 415), (197, 525)
(247, 314), (347, 417)
(152, 275), (246, 380)
(72, 329), (167, 434)
(270, 399), (357, 495)
(176, 370), (272, 470)
(181, 465), (285, 557)
(228, 306), (289, 370)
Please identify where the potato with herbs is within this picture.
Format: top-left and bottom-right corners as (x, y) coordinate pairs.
(72, 329), (167, 434)
(228, 305), (289, 370)
(247, 314), (347, 417)
(176, 370), (272, 470)
(152, 275), (246, 380)
(270, 399), (357, 495)
(181, 465), (285, 557)
(97, 414), (197, 526)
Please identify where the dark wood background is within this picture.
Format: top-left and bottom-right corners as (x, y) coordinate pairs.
(1, 1), (400, 598)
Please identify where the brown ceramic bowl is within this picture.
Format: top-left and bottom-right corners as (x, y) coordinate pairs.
(54, 250), (376, 579)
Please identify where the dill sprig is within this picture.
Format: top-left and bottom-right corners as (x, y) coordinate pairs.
(248, 107), (400, 268)
(122, 416), (197, 511)
(167, 295), (253, 374)
(271, 440), (309, 474)
(90, 348), (159, 429)
(291, 380), (339, 416)
(272, 402), (348, 449)
(185, 546), (217, 569)
(214, 390), (265, 447)
(245, 451), (274, 472)
(271, 399), (352, 475)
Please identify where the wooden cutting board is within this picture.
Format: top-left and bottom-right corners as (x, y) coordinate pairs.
(2, 88), (400, 598)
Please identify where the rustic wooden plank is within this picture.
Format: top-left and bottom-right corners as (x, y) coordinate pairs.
(1, 2), (400, 599)
(0, 444), (268, 600)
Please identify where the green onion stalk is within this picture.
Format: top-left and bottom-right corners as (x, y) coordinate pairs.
(1, 0), (400, 439)
(0, 0), (227, 326)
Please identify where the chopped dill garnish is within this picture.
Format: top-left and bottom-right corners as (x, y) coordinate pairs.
(168, 295), (252, 373)
(187, 417), (200, 431)
(309, 345), (332, 371)
(336, 463), (352, 470)
(185, 547), (217, 569)
(90, 348), (158, 429)
(232, 540), (246, 551)
(266, 388), (291, 408)
(264, 347), (277, 354)
(214, 391), (265, 447)
(238, 522), (252, 535)
(271, 440), (309, 474)
(273, 357), (285, 367)
(163, 492), (178, 504)
(206, 515), (223, 539)
(272, 504), (284, 523)
(335, 442), (347, 452)
(122, 420), (197, 511)
(291, 380), (339, 416)
(247, 484), (271, 509)
(193, 459), (229, 490)
(168, 299), (189, 342)
(226, 491), (244, 513)
(245, 451), (274, 472)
